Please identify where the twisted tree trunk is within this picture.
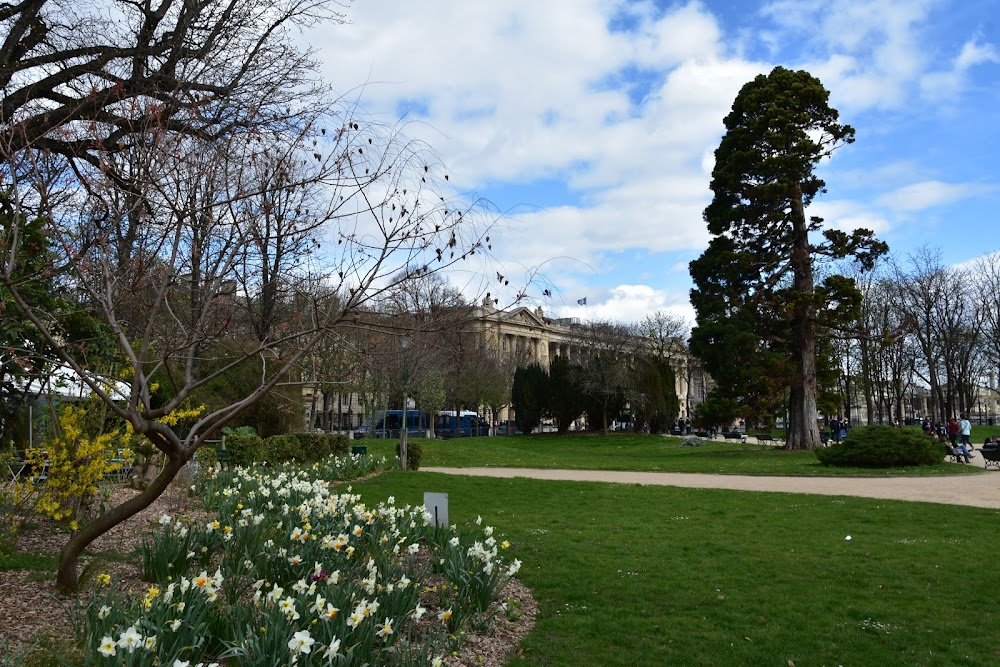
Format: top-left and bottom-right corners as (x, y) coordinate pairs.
(55, 451), (186, 594)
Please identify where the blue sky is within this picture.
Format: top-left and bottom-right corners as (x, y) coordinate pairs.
(307, 0), (1000, 323)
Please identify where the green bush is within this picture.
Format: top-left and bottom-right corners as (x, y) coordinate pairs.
(293, 432), (349, 460)
(222, 434), (265, 467)
(815, 425), (944, 468)
(263, 434), (305, 464)
(396, 440), (423, 470)
(195, 445), (219, 468)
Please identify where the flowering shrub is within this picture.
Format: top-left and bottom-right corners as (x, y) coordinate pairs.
(25, 405), (127, 530)
(91, 456), (521, 665)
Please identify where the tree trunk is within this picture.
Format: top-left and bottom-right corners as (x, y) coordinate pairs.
(56, 453), (186, 594)
(786, 187), (822, 450)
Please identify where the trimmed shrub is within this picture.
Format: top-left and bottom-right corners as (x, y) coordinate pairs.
(222, 434), (265, 467)
(263, 434), (305, 464)
(293, 432), (350, 461)
(396, 440), (423, 471)
(815, 425), (944, 468)
(195, 445), (219, 469)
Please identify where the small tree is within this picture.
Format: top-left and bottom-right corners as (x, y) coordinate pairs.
(548, 355), (584, 434)
(511, 363), (547, 435)
(1, 0), (497, 591)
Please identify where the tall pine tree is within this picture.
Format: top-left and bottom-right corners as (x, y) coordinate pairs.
(690, 67), (886, 449)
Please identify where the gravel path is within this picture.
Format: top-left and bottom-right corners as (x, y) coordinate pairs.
(423, 462), (1000, 509)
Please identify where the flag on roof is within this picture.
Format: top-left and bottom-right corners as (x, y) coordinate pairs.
(577, 297), (587, 306)
(497, 271), (504, 283)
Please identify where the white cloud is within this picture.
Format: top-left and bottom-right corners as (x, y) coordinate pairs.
(810, 200), (892, 235)
(760, 0), (934, 110)
(296, 1), (997, 314)
(558, 284), (694, 324)
(875, 180), (994, 212)
(920, 37), (1000, 103)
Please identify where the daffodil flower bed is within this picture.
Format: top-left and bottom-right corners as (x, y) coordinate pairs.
(86, 456), (521, 666)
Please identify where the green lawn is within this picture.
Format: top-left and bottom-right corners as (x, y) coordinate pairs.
(359, 433), (984, 476)
(353, 471), (1000, 666)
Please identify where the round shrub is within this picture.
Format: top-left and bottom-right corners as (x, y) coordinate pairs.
(263, 434), (305, 464)
(395, 440), (422, 470)
(815, 425), (944, 468)
(222, 433), (265, 467)
(294, 432), (350, 460)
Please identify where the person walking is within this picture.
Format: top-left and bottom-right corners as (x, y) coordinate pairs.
(947, 417), (959, 447)
(959, 414), (973, 452)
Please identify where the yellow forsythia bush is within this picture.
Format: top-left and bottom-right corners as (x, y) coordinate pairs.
(26, 405), (127, 531)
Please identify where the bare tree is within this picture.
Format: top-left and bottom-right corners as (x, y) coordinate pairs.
(0, 0), (497, 591)
(575, 320), (639, 434)
(975, 252), (1000, 394)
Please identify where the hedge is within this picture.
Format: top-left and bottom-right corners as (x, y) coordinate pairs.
(815, 425), (944, 468)
(220, 432), (350, 466)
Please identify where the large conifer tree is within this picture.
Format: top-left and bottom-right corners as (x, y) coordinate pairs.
(690, 67), (886, 449)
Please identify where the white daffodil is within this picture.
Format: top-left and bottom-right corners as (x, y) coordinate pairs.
(287, 629), (315, 655)
(97, 636), (117, 657)
(117, 625), (143, 653)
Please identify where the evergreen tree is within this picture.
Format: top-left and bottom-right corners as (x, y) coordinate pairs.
(511, 363), (548, 435)
(548, 355), (584, 434)
(690, 67), (886, 449)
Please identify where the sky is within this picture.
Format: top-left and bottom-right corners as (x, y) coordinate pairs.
(305, 0), (1000, 324)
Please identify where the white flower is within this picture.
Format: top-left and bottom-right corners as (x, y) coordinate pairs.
(845, 535), (852, 541)
(412, 604), (426, 620)
(323, 638), (342, 658)
(158, 514), (172, 526)
(97, 605), (111, 620)
(117, 625), (143, 653)
(376, 617), (393, 638)
(169, 619), (183, 631)
(279, 596), (300, 620)
(287, 629), (315, 655)
(143, 634), (157, 650)
(173, 660), (191, 667)
(97, 636), (117, 657)
(449, 536), (460, 547)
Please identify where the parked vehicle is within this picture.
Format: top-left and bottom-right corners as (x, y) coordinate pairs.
(435, 410), (489, 438)
(353, 410), (430, 439)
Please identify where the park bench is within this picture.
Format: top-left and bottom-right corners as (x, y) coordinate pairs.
(694, 430), (712, 438)
(942, 444), (961, 463)
(721, 431), (746, 443)
(753, 433), (779, 445)
(669, 429), (683, 436)
(981, 443), (1000, 470)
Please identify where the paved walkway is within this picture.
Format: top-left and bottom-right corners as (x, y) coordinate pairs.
(423, 462), (1000, 509)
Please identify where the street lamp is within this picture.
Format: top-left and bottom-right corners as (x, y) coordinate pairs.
(400, 337), (411, 471)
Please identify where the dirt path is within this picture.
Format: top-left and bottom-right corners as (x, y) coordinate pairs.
(423, 464), (1000, 509)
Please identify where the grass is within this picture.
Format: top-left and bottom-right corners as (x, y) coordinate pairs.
(353, 470), (1000, 666)
(0, 551), (57, 572)
(358, 433), (986, 476)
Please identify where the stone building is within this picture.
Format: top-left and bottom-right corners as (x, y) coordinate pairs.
(302, 301), (706, 431)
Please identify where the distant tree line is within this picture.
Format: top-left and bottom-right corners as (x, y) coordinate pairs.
(509, 316), (684, 435)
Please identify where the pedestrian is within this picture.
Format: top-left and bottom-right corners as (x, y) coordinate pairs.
(959, 413), (973, 449)
(830, 416), (840, 443)
(947, 417), (959, 446)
